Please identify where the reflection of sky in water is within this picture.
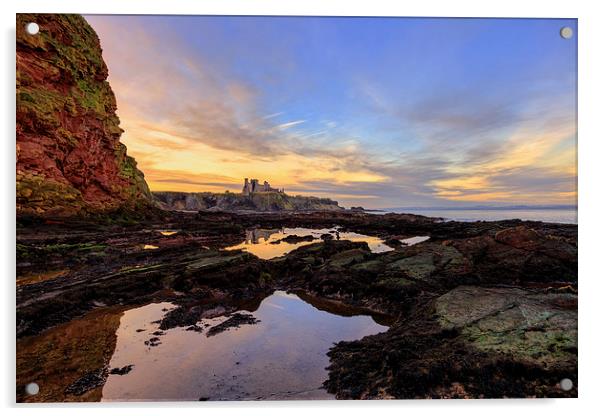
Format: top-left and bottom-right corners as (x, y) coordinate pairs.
(224, 227), (395, 259)
(158, 230), (178, 236)
(102, 291), (388, 401)
(400, 236), (430, 245)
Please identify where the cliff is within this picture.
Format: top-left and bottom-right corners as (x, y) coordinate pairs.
(16, 14), (152, 217)
(153, 191), (344, 212)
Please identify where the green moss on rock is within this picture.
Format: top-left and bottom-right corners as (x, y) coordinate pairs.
(16, 14), (153, 218)
(435, 286), (577, 370)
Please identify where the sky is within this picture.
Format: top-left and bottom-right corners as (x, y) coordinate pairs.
(85, 15), (577, 209)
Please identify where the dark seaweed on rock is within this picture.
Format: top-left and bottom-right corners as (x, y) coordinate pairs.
(109, 365), (134, 375)
(14, 13), (577, 401)
(64, 368), (107, 396)
(206, 313), (260, 337)
(16, 209), (577, 401)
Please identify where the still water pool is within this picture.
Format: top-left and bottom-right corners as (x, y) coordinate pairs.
(102, 290), (388, 401)
(224, 227), (427, 259)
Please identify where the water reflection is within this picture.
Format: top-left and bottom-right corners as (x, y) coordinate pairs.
(225, 227), (394, 259)
(401, 236), (430, 245)
(16, 269), (68, 286)
(102, 291), (388, 401)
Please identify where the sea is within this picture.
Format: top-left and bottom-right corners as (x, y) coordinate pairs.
(379, 208), (577, 224)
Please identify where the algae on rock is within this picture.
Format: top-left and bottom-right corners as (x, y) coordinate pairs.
(16, 14), (152, 217)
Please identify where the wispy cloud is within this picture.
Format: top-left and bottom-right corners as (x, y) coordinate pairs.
(263, 112), (284, 119)
(276, 120), (305, 130)
(85, 15), (576, 208)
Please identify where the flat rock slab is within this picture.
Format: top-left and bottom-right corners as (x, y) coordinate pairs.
(436, 286), (577, 369)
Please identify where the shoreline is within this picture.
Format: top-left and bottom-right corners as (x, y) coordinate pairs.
(16, 209), (577, 401)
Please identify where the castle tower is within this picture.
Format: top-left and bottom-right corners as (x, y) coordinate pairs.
(242, 178), (250, 195)
(250, 179), (259, 193)
(242, 177), (283, 195)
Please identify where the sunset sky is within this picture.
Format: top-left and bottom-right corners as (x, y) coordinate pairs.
(85, 15), (577, 209)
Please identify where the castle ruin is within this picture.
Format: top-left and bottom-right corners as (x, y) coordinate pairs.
(242, 178), (284, 195)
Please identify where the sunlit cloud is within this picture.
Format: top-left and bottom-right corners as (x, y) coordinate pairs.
(85, 15), (576, 209)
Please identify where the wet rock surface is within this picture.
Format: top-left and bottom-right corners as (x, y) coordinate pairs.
(206, 313), (260, 337)
(109, 365), (134, 375)
(16, 210), (577, 401)
(64, 368), (108, 396)
(272, 234), (316, 244)
(325, 285), (577, 399)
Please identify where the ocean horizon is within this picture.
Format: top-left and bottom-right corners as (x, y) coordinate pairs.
(379, 207), (577, 224)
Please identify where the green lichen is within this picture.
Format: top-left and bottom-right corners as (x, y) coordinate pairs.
(328, 249), (369, 268)
(115, 143), (152, 200)
(435, 286), (577, 369)
(42, 243), (107, 254)
(16, 14), (153, 217)
(258, 271), (273, 287)
(351, 259), (384, 272)
(17, 88), (66, 130)
(17, 173), (85, 216)
(386, 253), (436, 280)
(375, 277), (415, 290)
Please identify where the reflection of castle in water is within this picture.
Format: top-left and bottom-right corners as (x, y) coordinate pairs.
(245, 228), (283, 244)
(242, 178), (284, 196)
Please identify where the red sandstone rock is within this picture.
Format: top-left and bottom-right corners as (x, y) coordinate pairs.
(16, 14), (151, 217)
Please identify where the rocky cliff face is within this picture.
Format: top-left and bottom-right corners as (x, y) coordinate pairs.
(153, 191), (344, 212)
(16, 14), (151, 217)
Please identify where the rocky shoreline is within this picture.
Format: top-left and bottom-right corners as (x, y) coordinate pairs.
(153, 191), (343, 213)
(15, 14), (577, 402)
(16, 210), (577, 401)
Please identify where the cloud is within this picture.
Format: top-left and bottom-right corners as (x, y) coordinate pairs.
(88, 16), (293, 157)
(263, 112), (284, 119)
(276, 120), (305, 130)
(85, 15), (577, 208)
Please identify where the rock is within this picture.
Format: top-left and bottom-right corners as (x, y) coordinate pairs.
(386, 252), (436, 280)
(16, 14), (152, 217)
(158, 306), (203, 331)
(494, 226), (545, 250)
(328, 249), (369, 268)
(15, 206), (577, 401)
(153, 191), (344, 213)
(384, 243), (469, 282)
(109, 365), (134, 375)
(206, 313), (260, 337)
(64, 368), (107, 396)
(320, 233), (334, 241)
(144, 337), (161, 347)
(350, 259), (384, 273)
(325, 285), (577, 399)
(446, 226), (577, 284)
(279, 234), (316, 244)
(185, 325), (203, 332)
(384, 238), (405, 247)
(200, 306), (227, 319)
(436, 286), (577, 370)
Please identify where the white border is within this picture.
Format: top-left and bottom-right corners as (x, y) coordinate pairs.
(2, 1), (600, 415)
